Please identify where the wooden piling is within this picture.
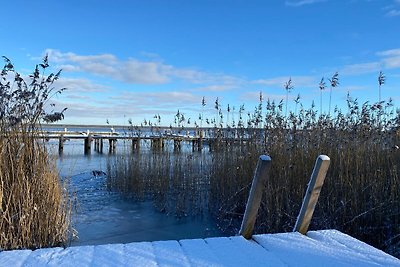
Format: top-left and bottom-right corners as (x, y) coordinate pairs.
(84, 134), (92, 154)
(151, 137), (163, 151)
(132, 138), (140, 151)
(58, 134), (64, 154)
(197, 138), (203, 151)
(109, 138), (117, 153)
(174, 139), (181, 152)
(293, 155), (330, 235)
(99, 138), (103, 153)
(192, 140), (196, 151)
(239, 155), (272, 239)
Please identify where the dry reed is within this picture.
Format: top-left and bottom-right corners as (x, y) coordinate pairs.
(0, 129), (72, 250)
(0, 56), (72, 250)
(107, 93), (400, 258)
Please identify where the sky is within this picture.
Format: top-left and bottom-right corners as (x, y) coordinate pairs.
(2, 0), (400, 126)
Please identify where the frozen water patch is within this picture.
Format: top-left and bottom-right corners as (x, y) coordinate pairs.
(69, 171), (222, 246)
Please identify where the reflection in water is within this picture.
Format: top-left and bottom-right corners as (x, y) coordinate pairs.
(50, 139), (223, 246)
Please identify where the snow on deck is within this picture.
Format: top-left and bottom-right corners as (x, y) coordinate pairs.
(0, 230), (399, 267)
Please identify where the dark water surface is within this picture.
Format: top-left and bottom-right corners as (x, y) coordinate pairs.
(49, 136), (223, 246)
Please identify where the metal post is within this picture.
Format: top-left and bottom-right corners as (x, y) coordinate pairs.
(239, 155), (272, 239)
(293, 155), (330, 234)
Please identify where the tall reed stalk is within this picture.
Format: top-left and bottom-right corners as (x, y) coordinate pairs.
(0, 56), (72, 250)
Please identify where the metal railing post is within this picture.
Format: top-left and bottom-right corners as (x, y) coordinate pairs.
(239, 155), (272, 239)
(293, 155), (330, 234)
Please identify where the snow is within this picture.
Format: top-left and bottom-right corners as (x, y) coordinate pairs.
(152, 240), (190, 267)
(259, 155), (271, 161)
(318, 155), (330, 161)
(0, 230), (399, 266)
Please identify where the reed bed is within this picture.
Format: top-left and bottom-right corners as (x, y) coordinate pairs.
(0, 56), (72, 250)
(107, 149), (211, 218)
(107, 96), (400, 258)
(0, 130), (72, 250)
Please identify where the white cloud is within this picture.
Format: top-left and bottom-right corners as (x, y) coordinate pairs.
(51, 90), (207, 124)
(386, 9), (400, 16)
(44, 49), (239, 86)
(377, 48), (400, 69)
(193, 84), (238, 92)
(341, 62), (381, 75)
(285, 0), (327, 7)
(345, 85), (369, 92)
(46, 49), (169, 84)
(383, 0), (400, 16)
(240, 91), (286, 102)
(377, 48), (400, 57)
(54, 77), (109, 93)
(110, 91), (199, 107)
(65, 94), (91, 100)
(332, 48), (400, 77)
(253, 76), (316, 88)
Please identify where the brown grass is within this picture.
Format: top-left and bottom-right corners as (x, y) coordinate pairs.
(0, 129), (72, 250)
(107, 97), (400, 258)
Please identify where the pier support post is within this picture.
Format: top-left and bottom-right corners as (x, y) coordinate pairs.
(293, 155), (330, 235)
(99, 138), (103, 153)
(94, 139), (98, 151)
(151, 137), (163, 151)
(84, 133), (92, 155)
(174, 139), (181, 152)
(191, 139), (202, 151)
(132, 138), (140, 151)
(109, 138), (117, 153)
(239, 155), (272, 239)
(208, 140), (213, 152)
(160, 138), (164, 151)
(58, 134), (64, 154)
(197, 138), (203, 151)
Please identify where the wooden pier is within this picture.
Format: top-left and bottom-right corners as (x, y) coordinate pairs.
(38, 128), (250, 154)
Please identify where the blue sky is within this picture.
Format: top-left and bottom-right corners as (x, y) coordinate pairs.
(2, 0), (400, 126)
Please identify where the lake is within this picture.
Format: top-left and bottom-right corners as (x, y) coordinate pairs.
(46, 127), (223, 246)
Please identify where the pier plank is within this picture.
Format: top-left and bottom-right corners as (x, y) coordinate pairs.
(253, 231), (389, 267)
(91, 243), (125, 267)
(204, 236), (284, 267)
(152, 240), (191, 267)
(124, 241), (157, 266)
(307, 230), (400, 266)
(43, 245), (95, 267)
(0, 249), (32, 267)
(179, 238), (223, 267)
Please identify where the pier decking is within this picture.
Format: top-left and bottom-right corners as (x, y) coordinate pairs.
(39, 127), (251, 154)
(0, 230), (399, 266)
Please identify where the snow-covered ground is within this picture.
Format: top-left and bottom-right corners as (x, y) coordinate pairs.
(0, 230), (399, 266)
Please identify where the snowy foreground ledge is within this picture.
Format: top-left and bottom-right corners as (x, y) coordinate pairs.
(1, 230), (399, 267)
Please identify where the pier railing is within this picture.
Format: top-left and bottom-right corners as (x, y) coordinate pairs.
(239, 154), (330, 239)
